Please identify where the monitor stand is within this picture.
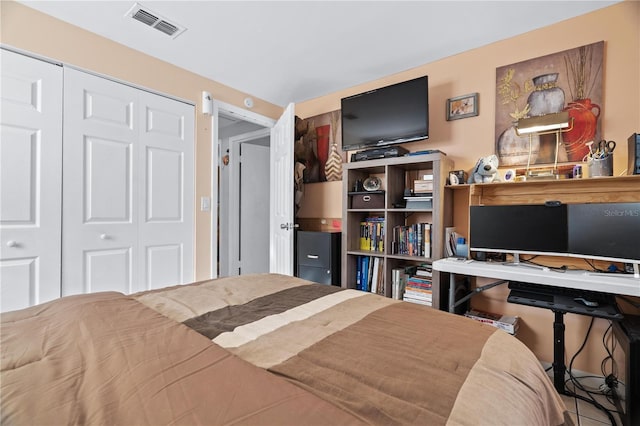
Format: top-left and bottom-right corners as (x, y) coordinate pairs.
(501, 253), (548, 271)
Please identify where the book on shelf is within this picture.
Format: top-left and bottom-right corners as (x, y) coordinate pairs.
(403, 295), (432, 307)
(376, 260), (385, 296)
(370, 257), (379, 294)
(404, 290), (432, 301)
(356, 255), (385, 295)
(464, 309), (520, 335)
(361, 256), (370, 292)
(405, 283), (432, 293)
(414, 265), (432, 278)
(406, 275), (432, 286)
(392, 223), (431, 257)
(359, 217), (384, 252)
(445, 227), (464, 258)
(404, 281), (432, 291)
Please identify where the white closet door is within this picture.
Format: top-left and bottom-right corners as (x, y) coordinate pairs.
(0, 49), (63, 312)
(138, 91), (194, 290)
(62, 68), (194, 295)
(62, 68), (139, 295)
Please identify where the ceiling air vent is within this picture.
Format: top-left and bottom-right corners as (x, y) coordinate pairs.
(126, 3), (186, 39)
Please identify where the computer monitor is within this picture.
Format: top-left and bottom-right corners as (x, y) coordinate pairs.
(469, 204), (568, 255)
(470, 202), (640, 275)
(568, 203), (640, 264)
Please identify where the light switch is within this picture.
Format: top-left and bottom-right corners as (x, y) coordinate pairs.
(200, 196), (211, 212)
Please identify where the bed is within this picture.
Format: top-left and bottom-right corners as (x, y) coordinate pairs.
(1, 273), (573, 425)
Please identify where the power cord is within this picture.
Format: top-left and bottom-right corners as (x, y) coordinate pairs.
(563, 317), (620, 426)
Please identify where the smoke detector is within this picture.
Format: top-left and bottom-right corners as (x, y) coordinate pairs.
(126, 3), (186, 39)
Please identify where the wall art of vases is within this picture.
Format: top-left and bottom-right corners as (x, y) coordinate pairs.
(526, 73), (565, 116)
(562, 99), (600, 162)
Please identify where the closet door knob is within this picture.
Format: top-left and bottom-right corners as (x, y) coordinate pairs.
(6, 240), (18, 248)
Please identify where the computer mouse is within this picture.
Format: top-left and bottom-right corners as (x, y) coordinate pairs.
(574, 297), (599, 307)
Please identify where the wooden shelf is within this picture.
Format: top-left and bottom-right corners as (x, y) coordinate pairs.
(341, 152), (453, 309)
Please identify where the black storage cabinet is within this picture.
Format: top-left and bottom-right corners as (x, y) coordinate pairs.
(296, 231), (341, 286)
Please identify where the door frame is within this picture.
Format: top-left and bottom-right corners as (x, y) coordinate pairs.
(211, 100), (275, 278)
(227, 128), (271, 275)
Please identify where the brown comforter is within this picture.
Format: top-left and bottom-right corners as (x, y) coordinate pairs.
(1, 273), (573, 425)
(135, 273), (574, 426)
(0, 291), (363, 425)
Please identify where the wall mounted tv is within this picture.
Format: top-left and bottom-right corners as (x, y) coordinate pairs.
(341, 76), (428, 151)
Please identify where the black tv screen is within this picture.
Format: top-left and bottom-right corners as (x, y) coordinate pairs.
(341, 76), (428, 151)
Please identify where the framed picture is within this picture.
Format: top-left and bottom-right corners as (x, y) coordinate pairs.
(495, 41), (604, 167)
(446, 93), (479, 121)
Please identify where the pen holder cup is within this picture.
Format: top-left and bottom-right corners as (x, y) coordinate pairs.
(587, 154), (613, 178)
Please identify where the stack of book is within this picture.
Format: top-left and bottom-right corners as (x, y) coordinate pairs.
(356, 255), (385, 295)
(391, 223), (431, 258)
(464, 309), (520, 335)
(359, 217), (384, 252)
(402, 267), (432, 306)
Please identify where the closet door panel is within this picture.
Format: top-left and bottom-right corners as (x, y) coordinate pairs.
(0, 49), (62, 312)
(83, 248), (132, 293)
(62, 68), (138, 296)
(138, 92), (194, 290)
(63, 68), (194, 295)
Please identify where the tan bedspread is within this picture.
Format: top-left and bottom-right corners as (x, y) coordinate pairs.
(0, 291), (365, 425)
(136, 273), (574, 426)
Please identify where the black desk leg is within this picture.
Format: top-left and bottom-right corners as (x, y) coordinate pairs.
(553, 310), (567, 394)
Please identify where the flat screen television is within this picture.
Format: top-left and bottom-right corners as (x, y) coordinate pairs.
(341, 76), (428, 151)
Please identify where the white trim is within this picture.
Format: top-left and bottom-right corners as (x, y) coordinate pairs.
(1, 45), (194, 106)
(215, 100), (276, 128)
(1, 44), (62, 67)
(211, 106), (220, 279)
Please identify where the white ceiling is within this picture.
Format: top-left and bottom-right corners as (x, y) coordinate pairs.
(18, 1), (620, 107)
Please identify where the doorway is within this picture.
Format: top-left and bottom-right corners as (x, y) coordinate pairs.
(228, 128), (270, 275)
(214, 103), (274, 277)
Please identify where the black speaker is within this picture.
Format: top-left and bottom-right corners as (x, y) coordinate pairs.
(629, 133), (640, 175)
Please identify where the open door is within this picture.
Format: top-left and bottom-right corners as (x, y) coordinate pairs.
(269, 103), (295, 275)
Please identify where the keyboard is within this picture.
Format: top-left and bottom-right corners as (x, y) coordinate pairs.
(508, 281), (623, 320)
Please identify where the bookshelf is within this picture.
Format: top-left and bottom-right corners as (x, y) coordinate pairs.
(341, 152), (453, 309)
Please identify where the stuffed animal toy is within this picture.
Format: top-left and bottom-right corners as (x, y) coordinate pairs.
(468, 154), (501, 184)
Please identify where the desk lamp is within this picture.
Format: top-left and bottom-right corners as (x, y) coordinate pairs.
(515, 111), (573, 179)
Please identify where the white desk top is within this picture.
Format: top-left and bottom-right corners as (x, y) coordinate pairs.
(432, 258), (640, 297)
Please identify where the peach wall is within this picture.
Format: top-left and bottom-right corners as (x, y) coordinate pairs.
(297, 0), (640, 374)
(0, 1), (283, 281)
(298, 1), (639, 177)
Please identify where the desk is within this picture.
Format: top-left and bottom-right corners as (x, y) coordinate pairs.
(433, 257), (640, 395)
(434, 258), (640, 313)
